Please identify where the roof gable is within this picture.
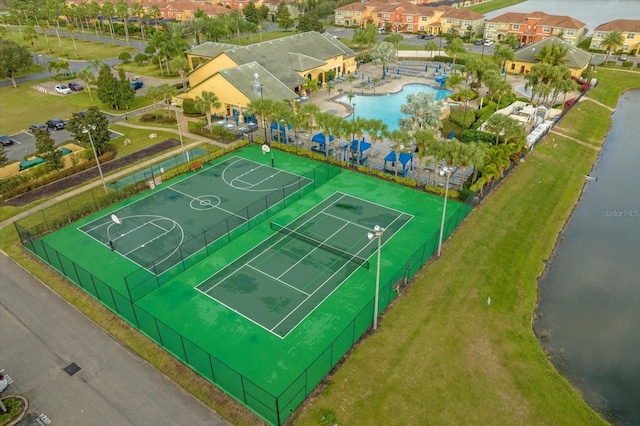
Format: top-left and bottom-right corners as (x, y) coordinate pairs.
(594, 19), (640, 33)
(513, 38), (591, 69)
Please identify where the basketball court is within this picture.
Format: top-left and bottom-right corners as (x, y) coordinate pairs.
(79, 157), (313, 275)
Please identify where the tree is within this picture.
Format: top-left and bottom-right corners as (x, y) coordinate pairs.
(170, 56), (189, 90)
(383, 33), (404, 52)
(115, 0), (131, 46)
(0, 146), (8, 169)
(96, 64), (118, 107)
(101, 1), (117, 44)
(414, 128), (437, 184)
(444, 36), (465, 67)
(35, 129), (64, 172)
(67, 106), (111, 156)
(157, 83), (178, 114)
(149, 30), (168, 76)
(66, 24), (80, 58)
(276, 2), (293, 31)
(116, 68), (136, 110)
(77, 67), (96, 100)
(297, 102), (320, 143)
(131, 0), (146, 41)
(388, 129), (409, 176)
(22, 24), (39, 60)
(195, 91), (221, 132)
(119, 51), (132, 63)
(534, 43), (568, 66)
(0, 40), (33, 88)
(492, 44), (514, 76)
(371, 41), (396, 79)
(399, 92), (443, 134)
(188, 16), (208, 45)
(243, 2), (260, 25)
(297, 13), (323, 33)
(599, 31), (624, 63)
(146, 85), (162, 104)
(425, 40), (439, 59)
(364, 118), (388, 153)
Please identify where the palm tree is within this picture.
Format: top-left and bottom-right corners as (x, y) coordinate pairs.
(298, 102), (320, 143)
(157, 83), (178, 115)
(371, 41), (397, 79)
(146, 85), (162, 105)
(77, 67), (96, 100)
(149, 30), (168, 76)
(399, 92), (443, 134)
(315, 112), (337, 158)
(131, 1), (145, 41)
(188, 16), (208, 46)
(388, 129), (409, 176)
(600, 31), (624, 63)
(195, 91), (222, 132)
(170, 56), (190, 90)
(444, 36), (465, 67)
(492, 44), (514, 76)
(86, 1), (102, 42)
(66, 24), (79, 58)
(101, 1), (116, 44)
(493, 77), (512, 111)
(364, 118), (388, 155)
(22, 24), (39, 60)
(414, 128), (437, 184)
(115, 0), (131, 46)
(38, 20), (52, 53)
(424, 40), (439, 59)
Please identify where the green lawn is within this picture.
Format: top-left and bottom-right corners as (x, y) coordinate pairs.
(0, 79), (153, 134)
(109, 123), (194, 157)
(552, 101), (613, 146)
(468, 0), (527, 14)
(115, 62), (179, 79)
(4, 30), (138, 61)
(587, 68), (640, 107)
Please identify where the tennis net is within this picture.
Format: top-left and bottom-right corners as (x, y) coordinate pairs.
(271, 222), (370, 269)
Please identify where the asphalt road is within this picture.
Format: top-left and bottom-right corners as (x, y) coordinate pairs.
(0, 252), (228, 426)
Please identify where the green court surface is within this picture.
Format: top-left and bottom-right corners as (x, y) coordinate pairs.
(31, 145), (471, 424)
(79, 156), (312, 275)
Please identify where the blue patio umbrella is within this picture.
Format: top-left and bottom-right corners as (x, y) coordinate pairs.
(397, 68), (400, 75)
(368, 77), (370, 83)
(425, 64), (429, 71)
(362, 73), (365, 80)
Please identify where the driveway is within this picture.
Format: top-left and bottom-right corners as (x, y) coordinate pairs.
(0, 252), (227, 426)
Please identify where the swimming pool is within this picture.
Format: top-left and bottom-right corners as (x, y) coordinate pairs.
(336, 83), (452, 130)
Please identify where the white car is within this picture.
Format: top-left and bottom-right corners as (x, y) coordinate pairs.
(55, 84), (72, 95)
(0, 370), (8, 393)
(483, 39), (495, 46)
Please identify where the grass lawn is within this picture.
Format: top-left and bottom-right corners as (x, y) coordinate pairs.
(115, 62), (180, 79)
(468, 0), (527, 14)
(0, 79), (153, 134)
(5, 31), (138, 61)
(109, 123), (193, 157)
(587, 68), (640, 108)
(551, 101), (612, 146)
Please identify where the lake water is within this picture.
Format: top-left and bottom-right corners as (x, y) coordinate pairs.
(485, 0), (639, 33)
(534, 90), (640, 425)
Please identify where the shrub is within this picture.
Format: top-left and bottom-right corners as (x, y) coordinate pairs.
(448, 106), (476, 130)
(134, 53), (148, 65)
(459, 129), (495, 144)
(139, 113), (176, 124)
(118, 51), (131, 63)
(182, 98), (203, 116)
(424, 184), (460, 199)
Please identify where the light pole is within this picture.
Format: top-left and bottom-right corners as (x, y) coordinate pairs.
(173, 104), (188, 162)
(437, 166), (452, 257)
(367, 225), (385, 330)
(83, 127), (107, 194)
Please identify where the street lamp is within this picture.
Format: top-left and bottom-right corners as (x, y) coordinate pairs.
(437, 166), (452, 257)
(83, 127), (107, 194)
(367, 225), (385, 330)
(173, 104), (189, 163)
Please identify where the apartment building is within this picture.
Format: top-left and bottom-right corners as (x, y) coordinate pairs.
(590, 19), (640, 55)
(484, 11), (586, 46)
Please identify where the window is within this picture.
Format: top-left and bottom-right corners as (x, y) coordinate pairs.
(446, 18), (452, 24)
(407, 16), (413, 22)
(511, 63), (516, 70)
(355, 12), (360, 17)
(384, 14), (389, 20)
(419, 26), (424, 31)
(595, 32), (604, 38)
(487, 23), (495, 30)
(421, 17), (427, 22)
(512, 24), (519, 30)
(565, 30), (574, 36)
(627, 33), (636, 39)
(623, 44), (629, 50)
(336, 11), (342, 16)
(542, 26), (551, 33)
(377, 13), (381, 18)
(177, 14), (182, 19)
(407, 25), (413, 31)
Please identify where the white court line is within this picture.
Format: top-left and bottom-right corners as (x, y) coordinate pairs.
(319, 211), (372, 231)
(276, 222), (350, 280)
(195, 193), (348, 294)
(271, 210), (412, 336)
(333, 191), (415, 218)
(221, 158), (312, 192)
(246, 264), (310, 296)
(168, 187), (247, 221)
(123, 222), (176, 256)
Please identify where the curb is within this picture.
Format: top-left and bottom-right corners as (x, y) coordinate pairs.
(1, 394), (29, 426)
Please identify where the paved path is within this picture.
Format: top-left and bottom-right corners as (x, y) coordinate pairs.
(0, 251), (228, 426)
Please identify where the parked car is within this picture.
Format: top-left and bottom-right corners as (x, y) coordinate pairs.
(0, 135), (17, 146)
(130, 76), (143, 90)
(68, 81), (84, 91)
(483, 39), (495, 46)
(474, 39), (484, 46)
(619, 53), (628, 62)
(55, 84), (72, 95)
(46, 118), (67, 130)
(29, 123), (49, 133)
(0, 369), (8, 393)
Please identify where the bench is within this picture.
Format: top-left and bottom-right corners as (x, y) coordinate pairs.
(190, 162), (203, 172)
(392, 278), (405, 293)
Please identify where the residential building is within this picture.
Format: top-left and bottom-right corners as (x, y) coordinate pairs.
(505, 38), (591, 78)
(183, 32), (357, 117)
(590, 19), (640, 55)
(334, 2), (484, 36)
(484, 11), (587, 46)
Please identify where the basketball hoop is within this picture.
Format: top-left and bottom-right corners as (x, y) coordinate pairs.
(261, 144), (270, 155)
(111, 214), (122, 225)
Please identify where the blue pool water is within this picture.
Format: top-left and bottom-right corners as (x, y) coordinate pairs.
(337, 83), (452, 130)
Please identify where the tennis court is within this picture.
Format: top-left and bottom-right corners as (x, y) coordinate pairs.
(196, 192), (412, 338)
(79, 156), (313, 275)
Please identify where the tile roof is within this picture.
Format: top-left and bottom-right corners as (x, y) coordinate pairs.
(594, 19), (640, 33)
(513, 38), (591, 69)
(488, 11), (585, 29)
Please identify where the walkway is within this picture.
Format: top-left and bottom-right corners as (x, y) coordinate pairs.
(549, 129), (601, 152)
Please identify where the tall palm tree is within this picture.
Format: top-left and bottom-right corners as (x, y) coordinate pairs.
(131, 1), (145, 41)
(77, 67), (96, 100)
(414, 128), (437, 184)
(149, 30), (167, 76)
(195, 91), (222, 132)
(424, 40), (439, 59)
(364, 118), (388, 155)
(399, 92), (443, 134)
(298, 102), (320, 143)
(314, 112), (337, 158)
(115, 0), (131, 46)
(600, 31), (624, 63)
(388, 129), (410, 176)
(444, 36), (465, 67)
(170, 56), (189, 90)
(86, 1), (102, 42)
(101, 0), (116, 44)
(188, 16), (208, 46)
(157, 83), (178, 115)
(492, 44), (514, 76)
(66, 24), (79, 58)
